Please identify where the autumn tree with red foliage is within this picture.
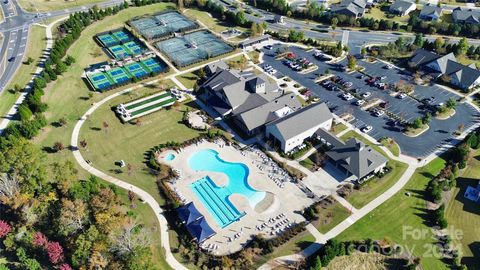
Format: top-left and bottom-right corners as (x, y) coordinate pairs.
(47, 241), (65, 264)
(0, 220), (11, 238)
(32, 231), (48, 248)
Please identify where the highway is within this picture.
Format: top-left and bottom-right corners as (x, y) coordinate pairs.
(0, 0), (124, 94)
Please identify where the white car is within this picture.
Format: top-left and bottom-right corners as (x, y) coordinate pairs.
(385, 64), (393, 69)
(355, 99), (365, 106)
(264, 45), (273, 50)
(344, 94), (354, 101)
(268, 69), (277, 75)
(374, 110), (385, 117)
(361, 125), (373, 133)
(362, 92), (371, 98)
(397, 93), (407, 99)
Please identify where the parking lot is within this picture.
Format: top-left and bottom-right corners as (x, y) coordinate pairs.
(261, 45), (480, 158)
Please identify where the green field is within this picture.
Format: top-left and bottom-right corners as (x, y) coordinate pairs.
(380, 137), (401, 157)
(336, 157), (449, 270)
(340, 131), (408, 208)
(445, 149), (480, 268)
(183, 8), (249, 39)
(0, 25), (46, 118)
(314, 200), (352, 234)
(18, 0), (108, 12)
(176, 71), (199, 89)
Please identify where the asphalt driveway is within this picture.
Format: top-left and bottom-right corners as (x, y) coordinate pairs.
(261, 44), (479, 158)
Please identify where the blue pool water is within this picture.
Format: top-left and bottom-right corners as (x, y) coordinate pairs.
(189, 149), (266, 227)
(165, 153), (175, 161)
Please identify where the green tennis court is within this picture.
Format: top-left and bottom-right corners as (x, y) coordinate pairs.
(130, 97), (177, 116)
(125, 91), (172, 110)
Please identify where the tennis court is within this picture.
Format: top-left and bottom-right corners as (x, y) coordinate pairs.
(96, 29), (133, 47)
(141, 57), (168, 73)
(155, 30), (234, 67)
(106, 40), (146, 59)
(129, 10), (198, 40)
(85, 57), (169, 91)
(86, 72), (115, 91)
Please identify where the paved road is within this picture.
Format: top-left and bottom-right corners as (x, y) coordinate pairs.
(0, 0), (124, 93)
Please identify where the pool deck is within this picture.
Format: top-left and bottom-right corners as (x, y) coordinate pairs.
(157, 140), (313, 255)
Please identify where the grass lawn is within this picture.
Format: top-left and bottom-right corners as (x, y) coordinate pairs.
(457, 55), (480, 69)
(176, 71), (199, 89)
(79, 84), (202, 205)
(313, 200), (351, 234)
(183, 9), (248, 34)
(253, 231), (316, 268)
(300, 154), (315, 171)
(0, 25), (46, 118)
(379, 137), (400, 157)
(336, 157), (449, 270)
(340, 131), (408, 208)
(18, 0), (108, 12)
(326, 252), (408, 269)
(445, 149), (480, 269)
(364, 7), (410, 25)
(331, 122), (348, 135)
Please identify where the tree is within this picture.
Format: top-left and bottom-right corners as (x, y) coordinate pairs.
(312, 256), (322, 270)
(79, 139), (87, 149)
(360, 46), (366, 56)
(55, 60), (68, 74)
(0, 137), (46, 193)
(455, 37), (469, 56)
(347, 54), (356, 70)
(47, 241), (65, 264)
(446, 98), (456, 109)
(65, 55), (76, 66)
(413, 33), (425, 48)
(434, 37), (445, 52)
(0, 220), (11, 238)
(110, 218), (151, 255)
(58, 117), (67, 127)
(53, 141), (65, 152)
(18, 104), (33, 122)
(331, 17), (338, 30)
(32, 231), (48, 248)
(13, 84), (23, 93)
(58, 199), (88, 236)
(0, 173), (20, 202)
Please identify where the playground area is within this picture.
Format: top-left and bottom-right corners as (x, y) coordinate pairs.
(85, 56), (169, 91)
(155, 30), (234, 67)
(129, 10), (198, 41)
(115, 89), (183, 122)
(95, 28), (147, 60)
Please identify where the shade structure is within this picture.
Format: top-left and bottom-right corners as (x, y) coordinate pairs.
(177, 202), (203, 225)
(186, 216), (216, 243)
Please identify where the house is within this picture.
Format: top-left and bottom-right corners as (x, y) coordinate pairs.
(419, 4), (443, 21)
(389, 0), (416, 16)
(409, 49), (480, 90)
(331, 0), (367, 18)
(265, 102), (333, 153)
(274, 15), (285, 24)
(205, 60), (229, 76)
(314, 129), (388, 181)
(177, 202), (216, 243)
(464, 182), (480, 204)
(452, 7), (480, 24)
(202, 63), (304, 136)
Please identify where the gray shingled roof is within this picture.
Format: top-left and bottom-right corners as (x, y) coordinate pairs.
(331, 0), (366, 16)
(410, 49), (480, 89)
(236, 93), (301, 132)
(326, 138), (388, 179)
(389, 0), (416, 14)
(266, 102), (332, 141)
(420, 4), (443, 19)
(452, 7), (480, 24)
(205, 60), (229, 74)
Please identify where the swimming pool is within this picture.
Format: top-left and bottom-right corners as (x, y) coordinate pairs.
(189, 149), (266, 227)
(165, 153), (175, 161)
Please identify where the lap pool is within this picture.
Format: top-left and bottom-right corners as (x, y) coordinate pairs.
(189, 149), (266, 228)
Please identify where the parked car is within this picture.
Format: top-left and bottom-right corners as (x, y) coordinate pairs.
(374, 110), (385, 117)
(264, 45), (273, 50)
(344, 82), (353, 88)
(355, 99), (365, 106)
(361, 92), (371, 98)
(384, 64), (394, 69)
(361, 125), (373, 133)
(397, 93), (407, 99)
(8, 56), (15, 62)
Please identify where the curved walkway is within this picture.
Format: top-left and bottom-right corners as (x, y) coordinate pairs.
(70, 82), (188, 270)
